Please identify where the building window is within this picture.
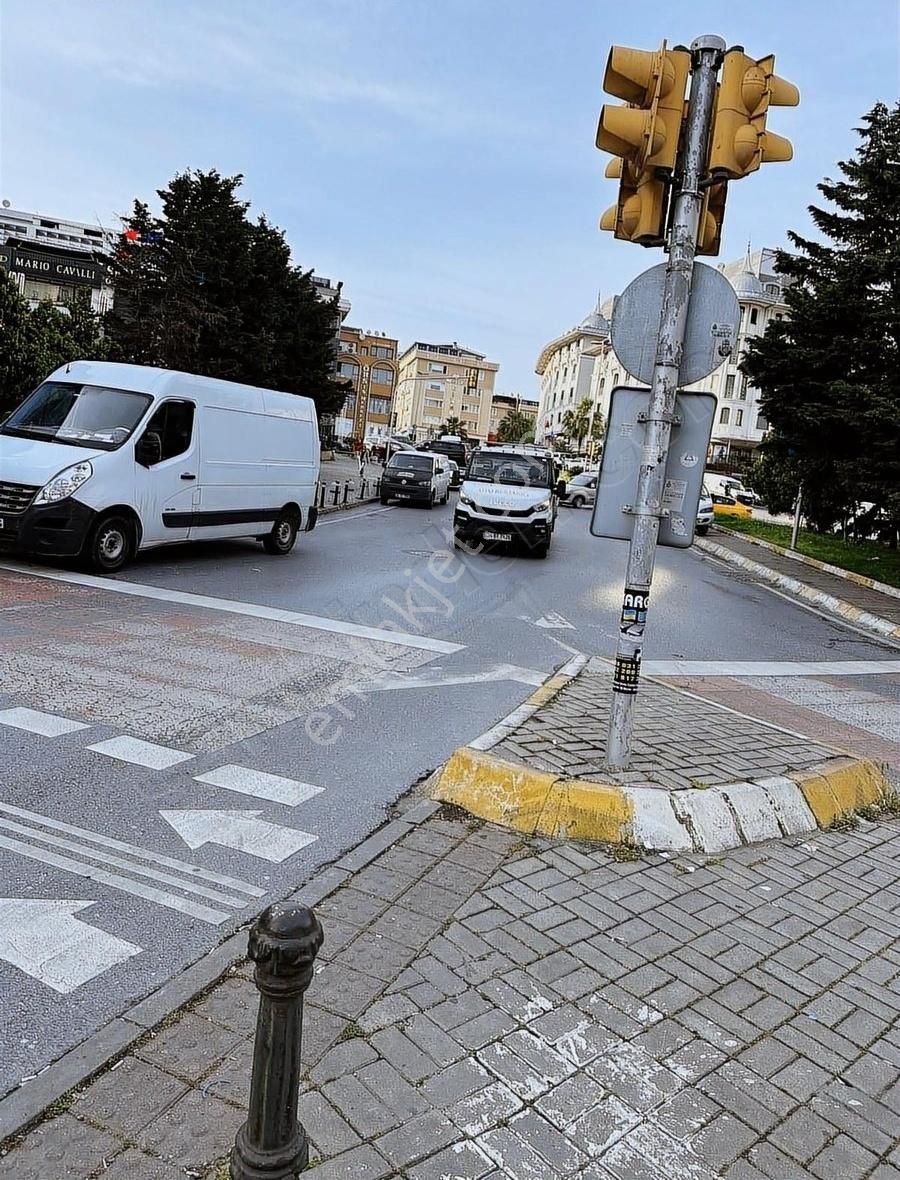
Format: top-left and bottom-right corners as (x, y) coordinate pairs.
(427, 381), (444, 392)
(719, 407), (730, 425)
(735, 409), (744, 426)
(766, 283), (779, 296)
(343, 396), (356, 413)
(371, 366), (393, 384)
(339, 361), (359, 379)
(369, 397), (390, 415)
(462, 403), (479, 413)
(372, 345), (394, 359)
(775, 313), (783, 321)
(756, 414), (768, 431)
(750, 308), (758, 325)
(429, 362), (447, 373)
(339, 340), (356, 353)
(424, 398), (443, 408)
(739, 376), (748, 400)
(724, 374), (735, 398)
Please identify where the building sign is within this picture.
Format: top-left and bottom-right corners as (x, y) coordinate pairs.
(0, 245), (104, 287)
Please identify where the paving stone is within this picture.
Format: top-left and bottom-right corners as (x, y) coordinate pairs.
(691, 1112), (759, 1168)
(311, 961), (385, 1018)
(421, 1057), (494, 1107)
(768, 1106), (834, 1164)
(134, 1011), (244, 1082)
(304, 1143), (393, 1178)
(599, 1120), (714, 1180)
(137, 1090), (244, 1168)
(569, 1094), (642, 1155)
(534, 1073), (607, 1128)
(654, 1087), (721, 1139)
(770, 1056), (832, 1102)
(429, 990), (493, 1030)
(406, 1140), (496, 1179)
(310, 1036), (379, 1083)
(809, 1133), (879, 1180)
(403, 1012), (469, 1067)
(322, 1074), (404, 1138)
(476, 1110), (586, 1178)
(0, 1115), (120, 1180)
(449, 1079), (524, 1136)
(590, 1040), (683, 1111)
(300, 1091), (362, 1156)
(359, 991), (420, 1032)
(190, 974), (259, 1035)
(72, 1056), (188, 1135)
(317, 887), (389, 927)
(92, 1149), (184, 1180)
(300, 1004), (349, 1067)
(337, 929), (412, 982)
(454, 1008), (517, 1050)
(376, 1109), (459, 1168)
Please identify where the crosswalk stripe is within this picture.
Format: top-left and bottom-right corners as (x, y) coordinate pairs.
(0, 833), (229, 925)
(644, 659), (900, 678)
(0, 802), (263, 898)
(193, 765), (323, 806)
(87, 736), (194, 770)
(0, 708), (89, 737)
(0, 817), (251, 909)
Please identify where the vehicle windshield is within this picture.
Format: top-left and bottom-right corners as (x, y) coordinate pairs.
(388, 453), (433, 472)
(570, 473), (593, 486)
(467, 452), (550, 486)
(2, 382), (152, 451)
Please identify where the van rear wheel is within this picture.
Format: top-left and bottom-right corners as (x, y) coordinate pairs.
(86, 513), (134, 574)
(263, 510), (299, 555)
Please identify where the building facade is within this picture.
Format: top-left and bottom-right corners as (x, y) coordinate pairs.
(394, 342), (499, 443)
(0, 206), (116, 313)
(586, 249), (789, 464)
(534, 302), (610, 444)
(488, 393), (539, 442)
(334, 327), (399, 442)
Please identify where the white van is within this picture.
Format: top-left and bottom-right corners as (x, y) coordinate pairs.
(0, 361), (320, 572)
(453, 445), (565, 559)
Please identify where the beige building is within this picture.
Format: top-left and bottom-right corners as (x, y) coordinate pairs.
(488, 394), (539, 442)
(534, 302), (610, 444)
(394, 342), (499, 442)
(334, 327), (399, 442)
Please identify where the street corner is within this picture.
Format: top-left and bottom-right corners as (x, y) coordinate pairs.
(792, 755), (896, 829)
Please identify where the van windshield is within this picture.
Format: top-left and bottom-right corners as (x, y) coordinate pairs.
(467, 452), (550, 487)
(2, 382), (152, 450)
(388, 454), (433, 472)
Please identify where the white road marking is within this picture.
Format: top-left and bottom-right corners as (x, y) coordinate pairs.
(0, 898), (141, 994)
(368, 663), (546, 692)
(317, 506), (395, 525)
(534, 612), (575, 629)
(0, 561), (462, 655)
(87, 735), (195, 770)
(193, 765), (323, 806)
(0, 802), (263, 897)
(161, 810), (317, 863)
(0, 708), (89, 738)
(644, 659), (900, 678)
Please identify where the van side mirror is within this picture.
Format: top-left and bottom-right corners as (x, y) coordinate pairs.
(136, 432), (163, 467)
(556, 480), (567, 498)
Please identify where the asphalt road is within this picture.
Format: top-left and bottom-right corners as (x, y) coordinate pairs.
(0, 497), (897, 1099)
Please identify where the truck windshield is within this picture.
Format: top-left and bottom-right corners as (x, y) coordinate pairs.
(1, 382), (152, 450)
(467, 453), (550, 487)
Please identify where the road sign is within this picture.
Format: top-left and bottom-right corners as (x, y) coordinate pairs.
(610, 261), (740, 387)
(590, 386), (717, 548)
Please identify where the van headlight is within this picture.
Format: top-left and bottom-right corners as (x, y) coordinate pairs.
(532, 499), (551, 513)
(458, 492), (475, 508)
(34, 461), (93, 505)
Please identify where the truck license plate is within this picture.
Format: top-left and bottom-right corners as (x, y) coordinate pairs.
(483, 531), (511, 542)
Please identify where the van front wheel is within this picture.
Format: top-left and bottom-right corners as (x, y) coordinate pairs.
(86, 513), (134, 574)
(263, 511), (299, 555)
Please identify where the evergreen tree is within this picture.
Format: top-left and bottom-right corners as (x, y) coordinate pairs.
(105, 169), (346, 416)
(742, 102), (900, 538)
(497, 408), (532, 442)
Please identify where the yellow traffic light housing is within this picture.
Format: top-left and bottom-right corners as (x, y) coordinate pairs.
(599, 159), (668, 247)
(708, 49), (799, 180)
(695, 181), (728, 256)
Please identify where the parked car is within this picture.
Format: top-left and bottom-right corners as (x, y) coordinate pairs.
(561, 472), (597, 508)
(0, 360), (319, 572)
(380, 451), (451, 508)
(704, 471), (761, 507)
(712, 494), (752, 519)
(696, 486), (714, 535)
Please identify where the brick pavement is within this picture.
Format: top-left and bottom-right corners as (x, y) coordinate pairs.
(6, 799), (900, 1179)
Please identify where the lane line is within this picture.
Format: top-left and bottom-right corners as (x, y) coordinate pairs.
(0, 833), (230, 925)
(0, 802), (264, 898)
(87, 736), (195, 770)
(644, 659), (900, 678)
(316, 506), (396, 526)
(0, 708), (89, 738)
(193, 765), (323, 806)
(0, 817), (253, 909)
(0, 561), (463, 655)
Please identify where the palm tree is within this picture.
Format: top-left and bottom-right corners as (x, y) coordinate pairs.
(560, 398), (593, 451)
(497, 409), (532, 443)
(442, 416), (467, 439)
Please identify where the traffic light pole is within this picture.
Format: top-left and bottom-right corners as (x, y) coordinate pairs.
(605, 35), (726, 770)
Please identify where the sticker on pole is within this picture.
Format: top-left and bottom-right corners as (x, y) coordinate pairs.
(613, 654), (641, 695)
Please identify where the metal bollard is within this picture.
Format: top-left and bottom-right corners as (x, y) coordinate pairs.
(342, 480), (351, 505)
(230, 903), (324, 1180)
(330, 482), (340, 506)
(318, 483), (326, 509)
(359, 478), (367, 499)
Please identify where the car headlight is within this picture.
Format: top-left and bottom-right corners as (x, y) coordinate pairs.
(458, 492), (475, 508)
(532, 499), (551, 513)
(34, 461), (93, 505)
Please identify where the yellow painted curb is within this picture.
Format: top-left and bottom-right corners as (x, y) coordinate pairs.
(793, 757), (890, 827)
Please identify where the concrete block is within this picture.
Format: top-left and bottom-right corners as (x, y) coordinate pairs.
(720, 782), (783, 844)
(756, 776), (818, 836)
(672, 789), (741, 853)
(627, 788), (692, 852)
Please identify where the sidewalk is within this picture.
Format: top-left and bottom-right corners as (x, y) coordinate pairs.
(317, 454), (382, 514)
(4, 790), (900, 1179)
(697, 530), (900, 642)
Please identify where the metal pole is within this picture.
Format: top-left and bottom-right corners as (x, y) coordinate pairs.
(790, 483), (802, 550)
(605, 34), (725, 771)
(230, 903), (324, 1180)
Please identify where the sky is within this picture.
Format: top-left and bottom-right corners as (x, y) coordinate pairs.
(1, 0), (897, 397)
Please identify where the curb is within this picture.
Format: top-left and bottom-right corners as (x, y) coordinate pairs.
(715, 526), (900, 601)
(696, 537), (900, 643)
(433, 747), (894, 854)
(0, 800), (441, 1144)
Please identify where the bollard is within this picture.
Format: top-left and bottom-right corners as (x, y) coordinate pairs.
(230, 903), (324, 1180)
(318, 483), (326, 510)
(330, 482), (340, 506)
(359, 478), (367, 499)
(342, 480), (351, 505)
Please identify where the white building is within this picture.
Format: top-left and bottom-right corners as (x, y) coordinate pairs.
(587, 248), (789, 464)
(534, 301), (610, 444)
(0, 205), (116, 313)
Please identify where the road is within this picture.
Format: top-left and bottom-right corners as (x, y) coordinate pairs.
(1, 498), (898, 1099)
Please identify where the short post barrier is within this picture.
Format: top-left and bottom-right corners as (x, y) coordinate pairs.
(230, 903), (324, 1180)
(343, 480), (351, 505)
(318, 483), (326, 509)
(330, 482), (340, 506)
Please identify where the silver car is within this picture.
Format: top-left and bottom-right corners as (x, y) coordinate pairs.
(696, 485), (714, 536)
(561, 472), (597, 508)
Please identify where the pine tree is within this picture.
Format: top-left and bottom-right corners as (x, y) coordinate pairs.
(742, 102), (900, 538)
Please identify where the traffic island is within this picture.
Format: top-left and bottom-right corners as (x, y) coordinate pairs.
(433, 657), (895, 853)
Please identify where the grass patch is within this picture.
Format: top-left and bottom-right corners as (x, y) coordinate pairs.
(610, 843), (642, 863)
(715, 517), (900, 588)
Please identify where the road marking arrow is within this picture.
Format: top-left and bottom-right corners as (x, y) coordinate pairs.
(160, 810), (317, 863)
(534, 612), (575, 629)
(0, 899), (140, 993)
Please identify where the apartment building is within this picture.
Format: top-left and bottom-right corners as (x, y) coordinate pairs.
(534, 302), (610, 443)
(0, 205), (115, 313)
(334, 326), (399, 441)
(488, 394), (539, 442)
(394, 342), (499, 442)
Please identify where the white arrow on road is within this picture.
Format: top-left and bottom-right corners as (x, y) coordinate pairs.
(161, 810), (317, 863)
(0, 899), (141, 993)
(534, 612), (575, 629)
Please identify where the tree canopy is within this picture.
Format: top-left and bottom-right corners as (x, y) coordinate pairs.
(105, 169), (347, 417)
(496, 408), (533, 443)
(742, 102), (900, 538)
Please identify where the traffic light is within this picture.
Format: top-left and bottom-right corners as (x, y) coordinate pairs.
(597, 42), (690, 246)
(695, 181), (728, 256)
(708, 49), (799, 180)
